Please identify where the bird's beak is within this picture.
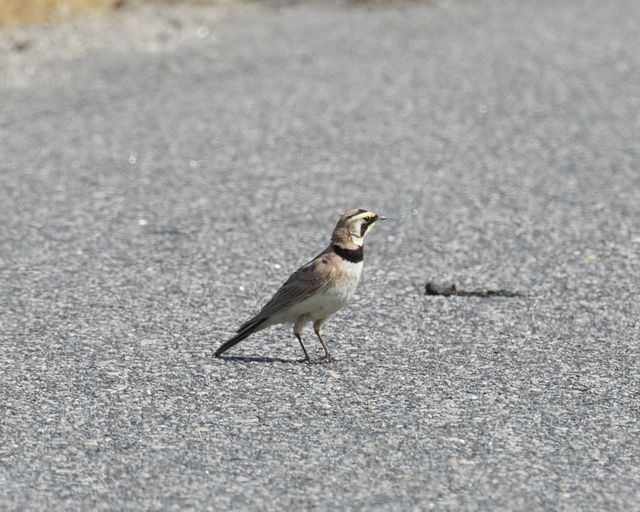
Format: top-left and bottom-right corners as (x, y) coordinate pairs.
(377, 216), (387, 221)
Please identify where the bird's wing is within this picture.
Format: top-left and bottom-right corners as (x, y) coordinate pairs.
(247, 255), (334, 324)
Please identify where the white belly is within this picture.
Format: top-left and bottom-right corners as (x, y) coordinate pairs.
(300, 284), (356, 320)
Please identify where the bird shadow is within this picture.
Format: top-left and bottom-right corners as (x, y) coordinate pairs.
(215, 355), (302, 364)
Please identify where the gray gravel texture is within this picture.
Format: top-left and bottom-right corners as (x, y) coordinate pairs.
(1, 0), (639, 510)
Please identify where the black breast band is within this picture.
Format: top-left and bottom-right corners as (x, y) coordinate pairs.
(332, 244), (363, 263)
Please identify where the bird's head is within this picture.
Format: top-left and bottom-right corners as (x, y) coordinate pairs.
(332, 209), (385, 248)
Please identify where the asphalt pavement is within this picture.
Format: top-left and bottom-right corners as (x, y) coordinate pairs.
(1, 0), (639, 509)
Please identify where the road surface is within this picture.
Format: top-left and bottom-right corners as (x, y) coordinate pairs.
(1, 0), (639, 509)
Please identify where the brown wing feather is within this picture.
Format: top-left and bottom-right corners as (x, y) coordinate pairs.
(251, 254), (334, 321)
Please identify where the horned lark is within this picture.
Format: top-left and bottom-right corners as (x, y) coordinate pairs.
(215, 209), (385, 362)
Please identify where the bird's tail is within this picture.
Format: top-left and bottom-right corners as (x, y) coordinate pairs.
(214, 317), (268, 357)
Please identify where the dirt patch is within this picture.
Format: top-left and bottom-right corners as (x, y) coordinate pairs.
(0, 0), (127, 27)
(0, 0), (235, 27)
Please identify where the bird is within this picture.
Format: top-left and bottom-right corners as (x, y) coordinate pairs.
(215, 209), (385, 362)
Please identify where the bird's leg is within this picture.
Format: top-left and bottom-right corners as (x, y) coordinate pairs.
(312, 318), (334, 362)
(314, 327), (335, 363)
(294, 333), (310, 362)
